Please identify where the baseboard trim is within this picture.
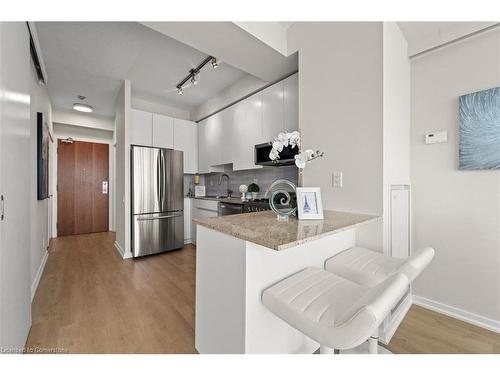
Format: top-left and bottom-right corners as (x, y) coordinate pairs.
(413, 295), (500, 334)
(31, 250), (49, 302)
(114, 241), (132, 259)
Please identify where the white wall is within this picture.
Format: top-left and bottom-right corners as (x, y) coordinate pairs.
(132, 97), (190, 121)
(0, 21), (32, 349)
(288, 22), (384, 216)
(382, 23), (411, 254)
(114, 80), (132, 258)
(52, 108), (114, 131)
(411, 28), (500, 324)
(30, 62), (53, 300)
(191, 75), (268, 121)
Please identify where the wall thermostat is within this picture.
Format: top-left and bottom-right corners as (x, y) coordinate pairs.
(425, 130), (448, 144)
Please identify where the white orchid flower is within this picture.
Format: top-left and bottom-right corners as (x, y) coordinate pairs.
(288, 131), (301, 148)
(269, 148), (280, 161)
(276, 132), (289, 147)
(294, 152), (307, 169)
(304, 149), (314, 160)
(272, 140), (284, 152)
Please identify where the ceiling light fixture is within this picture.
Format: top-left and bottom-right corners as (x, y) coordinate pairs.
(176, 55), (218, 95)
(211, 57), (218, 69)
(73, 103), (94, 113)
(191, 71), (198, 85)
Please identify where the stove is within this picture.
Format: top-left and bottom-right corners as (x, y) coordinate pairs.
(243, 198), (271, 213)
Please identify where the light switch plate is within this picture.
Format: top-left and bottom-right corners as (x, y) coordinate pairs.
(425, 130), (448, 144)
(332, 172), (343, 188)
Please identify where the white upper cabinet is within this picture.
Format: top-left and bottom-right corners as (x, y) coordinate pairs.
(232, 93), (263, 171)
(262, 80), (284, 142)
(130, 109), (153, 146)
(198, 114), (224, 174)
(284, 73), (299, 132)
(219, 106), (234, 165)
(196, 74), (297, 173)
(152, 114), (174, 148)
(174, 119), (198, 174)
(197, 119), (210, 174)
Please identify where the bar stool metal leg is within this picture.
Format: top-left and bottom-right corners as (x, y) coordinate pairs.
(368, 336), (379, 354)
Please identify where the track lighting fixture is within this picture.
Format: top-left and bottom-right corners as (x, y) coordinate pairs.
(176, 55), (218, 95)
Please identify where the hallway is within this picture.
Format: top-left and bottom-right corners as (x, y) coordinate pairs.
(26, 233), (500, 354)
(26, 233), (196, 353)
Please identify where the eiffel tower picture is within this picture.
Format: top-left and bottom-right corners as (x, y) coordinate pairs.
(303, 195), (311, 213)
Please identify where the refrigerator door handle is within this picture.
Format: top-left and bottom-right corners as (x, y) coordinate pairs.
(137, 213), (183, 222)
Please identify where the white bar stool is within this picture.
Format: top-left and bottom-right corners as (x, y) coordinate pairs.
(324, 247), (435, 287)
(262, 267), (409, 354)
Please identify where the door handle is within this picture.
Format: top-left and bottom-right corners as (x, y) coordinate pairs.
(102, 181), (108, 194)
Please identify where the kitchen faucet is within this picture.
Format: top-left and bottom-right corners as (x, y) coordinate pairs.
(218, 173), (232, 198)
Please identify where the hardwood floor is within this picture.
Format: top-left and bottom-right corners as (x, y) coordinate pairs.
(26, 232), (500, 354)
(26, 232), (196, 353)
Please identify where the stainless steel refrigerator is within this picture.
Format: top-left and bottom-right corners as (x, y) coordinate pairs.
(131, 146), (184, 257)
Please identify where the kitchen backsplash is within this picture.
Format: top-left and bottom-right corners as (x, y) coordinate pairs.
(185, 166), (298, 198)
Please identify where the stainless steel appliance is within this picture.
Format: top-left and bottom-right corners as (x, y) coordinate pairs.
(218, 202), (243, 216)
(255, 142), (299, 166)
(243, 198), (272, 213)
(218, 199), (271, 216)
(131, 146), (184, 257)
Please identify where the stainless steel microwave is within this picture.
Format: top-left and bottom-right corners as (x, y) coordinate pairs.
(255, 142), (299, 166)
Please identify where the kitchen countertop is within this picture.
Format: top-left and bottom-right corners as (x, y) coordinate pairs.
(193, 210), (380, 251)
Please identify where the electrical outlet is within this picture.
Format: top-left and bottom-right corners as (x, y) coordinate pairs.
(332, 172), (343, 188)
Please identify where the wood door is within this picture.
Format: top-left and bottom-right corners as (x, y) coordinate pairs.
(57, 140), (109, 236)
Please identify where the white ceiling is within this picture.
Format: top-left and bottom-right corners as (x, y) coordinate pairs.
(35, 22), (250, 117)
(142, 22), (298, 83)
(397, 22), (498, 56)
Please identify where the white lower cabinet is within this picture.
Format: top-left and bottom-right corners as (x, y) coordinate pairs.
(184, 197), (192, 243)
(191, 199), (219, 245)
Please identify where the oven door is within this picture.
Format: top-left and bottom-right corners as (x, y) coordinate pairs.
(218, 202), (244, 216)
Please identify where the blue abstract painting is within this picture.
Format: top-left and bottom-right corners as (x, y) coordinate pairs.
(459, 87), (500, 170)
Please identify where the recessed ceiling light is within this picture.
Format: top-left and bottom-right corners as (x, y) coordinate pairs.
(73, 103), (93, 113)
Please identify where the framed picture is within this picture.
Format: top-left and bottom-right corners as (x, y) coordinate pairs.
(296, 187), (324, 220)
(459, 87), (500, 170)
(37, 112), (51, 200)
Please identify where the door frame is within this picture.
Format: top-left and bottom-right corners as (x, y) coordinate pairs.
(51, 135), (115, 238)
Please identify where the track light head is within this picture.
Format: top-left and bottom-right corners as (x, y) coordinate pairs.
(211, 57), (218, 69)
(191, 74), (198, 85)
(177, 87), (183, 95)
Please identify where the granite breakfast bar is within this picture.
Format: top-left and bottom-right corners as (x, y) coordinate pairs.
(194, 210), (379, 354)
